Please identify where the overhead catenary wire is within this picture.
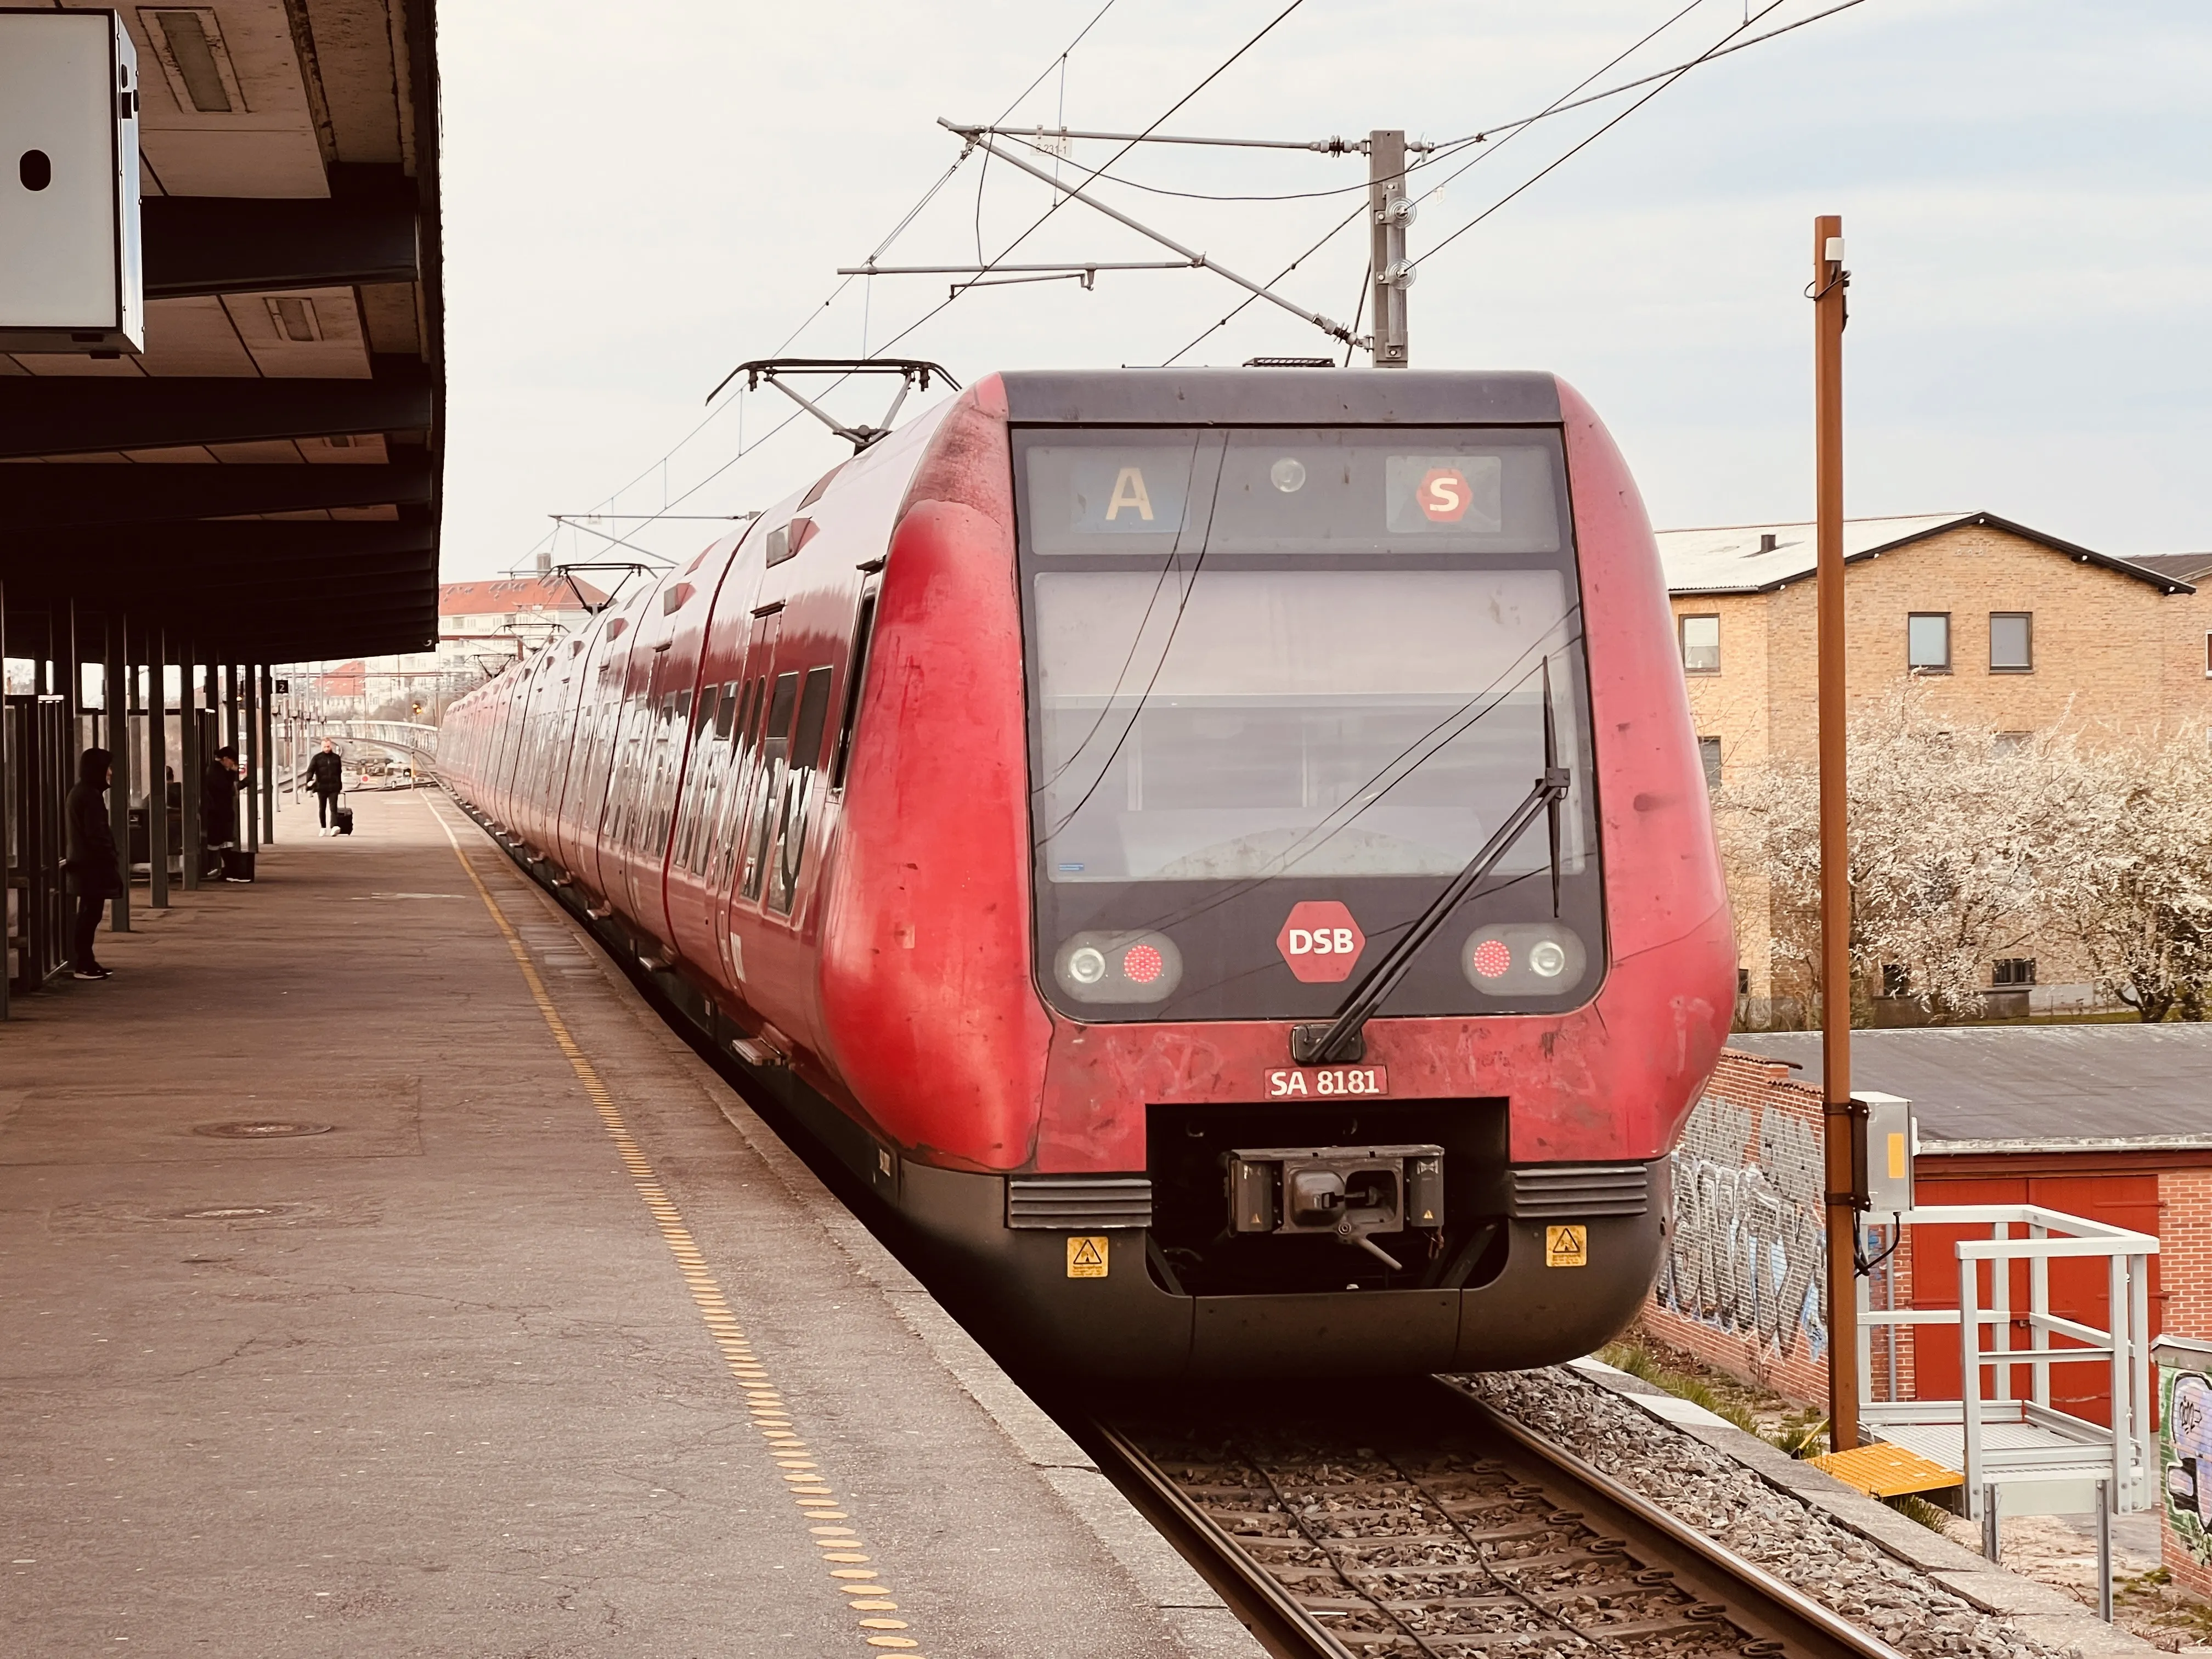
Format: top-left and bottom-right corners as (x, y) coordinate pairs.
(1411, 0), (1824, 274)
(864, 0), (1312, 364)
(988, 0), (1860, 216)
(1159, 0), (1716, 363)
(507, 1), (1130, 575)
(1157, 0), (1864, 362)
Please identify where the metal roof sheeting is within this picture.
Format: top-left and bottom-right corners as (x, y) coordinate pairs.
(1736, 1024), (2212, 1147)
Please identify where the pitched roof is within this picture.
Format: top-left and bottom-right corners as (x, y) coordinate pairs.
(437, 574), (606, 616)
(1656, 512), (2197, 598)
(2120, 552), (2212, 584)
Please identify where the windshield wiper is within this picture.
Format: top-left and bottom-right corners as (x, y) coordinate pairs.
(1291, 661), (1571, 1066)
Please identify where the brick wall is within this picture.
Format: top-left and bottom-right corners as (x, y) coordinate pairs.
(1645, 1050), (1839, 1406)
(2159, 1172), (2212, 1600)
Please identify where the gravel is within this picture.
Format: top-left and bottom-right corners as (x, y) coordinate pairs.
(1460, 1368), (2081, 1659)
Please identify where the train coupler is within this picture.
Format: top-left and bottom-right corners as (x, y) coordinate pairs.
(1224, 1142), (1445, 1267)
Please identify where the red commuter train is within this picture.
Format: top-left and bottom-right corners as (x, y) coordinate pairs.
(439, 368), (1735, 1378)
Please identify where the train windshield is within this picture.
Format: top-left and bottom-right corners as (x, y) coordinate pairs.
(1013, 425), (1601, 1023)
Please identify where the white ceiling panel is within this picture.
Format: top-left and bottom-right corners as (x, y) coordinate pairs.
(222, 287), (372, 378)
(304, 0), (403, 163)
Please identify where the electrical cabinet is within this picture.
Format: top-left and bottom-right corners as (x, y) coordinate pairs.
(0, 8), (143, 354)
(1859, 1090), (1916, 1216)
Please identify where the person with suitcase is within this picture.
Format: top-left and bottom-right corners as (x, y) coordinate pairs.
(304, 738), (345, 836)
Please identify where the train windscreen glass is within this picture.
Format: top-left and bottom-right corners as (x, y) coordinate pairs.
(1013, 426), (1601, 1024)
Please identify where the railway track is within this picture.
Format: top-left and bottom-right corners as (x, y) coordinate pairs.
(1084, 1377), (1908, 1659)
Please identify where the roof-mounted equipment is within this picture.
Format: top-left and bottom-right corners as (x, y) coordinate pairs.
(702, 358), (959, 452)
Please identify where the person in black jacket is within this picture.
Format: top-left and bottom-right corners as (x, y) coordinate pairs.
(304, 739), (345, 835)
(202, 745), (248, 882)
(65, 747), (122, 980)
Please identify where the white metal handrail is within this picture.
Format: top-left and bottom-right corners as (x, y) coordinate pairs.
(1854, 1203), (2157, 1517)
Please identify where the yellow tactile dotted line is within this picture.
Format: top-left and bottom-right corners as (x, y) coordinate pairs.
(428, 799), (927, 1655)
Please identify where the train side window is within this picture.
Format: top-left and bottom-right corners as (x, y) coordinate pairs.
(740, 673), (801, 902)
(766, 667), (834, 916)
(831, 591), (878, 790)
(793, 665), (833, 770)
(713, 681), (739, 740)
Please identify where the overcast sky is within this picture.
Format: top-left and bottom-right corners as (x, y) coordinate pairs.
(435, 0), (2210, 580)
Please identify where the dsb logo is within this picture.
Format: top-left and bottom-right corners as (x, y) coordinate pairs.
(1276, 901), (1365, 983)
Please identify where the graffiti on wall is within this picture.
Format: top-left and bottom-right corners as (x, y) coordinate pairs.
(2166, 1367), (2212, 1566)
(1654, 1093), (1829, 1357)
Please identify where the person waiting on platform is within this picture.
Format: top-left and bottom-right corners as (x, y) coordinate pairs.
(202, 745), (249, 883)
(304, 738), (345, 836)
(65, 747), (122, 981)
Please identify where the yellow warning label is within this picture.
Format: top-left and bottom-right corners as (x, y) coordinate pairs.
(1066, 1235), (1109, 1279)
(1545, 1224), (1588, 1268)
(1886, 1132), (1908, 1181)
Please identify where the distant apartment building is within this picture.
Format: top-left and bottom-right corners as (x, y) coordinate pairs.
(1659, 511), (2212, 1020)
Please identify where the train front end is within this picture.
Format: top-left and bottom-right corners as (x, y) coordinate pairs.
(820, 368), (1735, 1378)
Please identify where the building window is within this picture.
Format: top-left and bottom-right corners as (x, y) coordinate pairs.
(1881, 963), (1910, 998)
(1698, 736), (1722, 791)
(1736, 967), (1751, 996)
(1989, 612), (2033, 672)
(2204, 631), (2211, 678)
(1907, 613), (1951, 672)
(1679, 614), (1721, 674)
(1992, 957), (2037, 986)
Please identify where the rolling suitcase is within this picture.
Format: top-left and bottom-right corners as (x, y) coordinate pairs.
(334, 806), (355, 837)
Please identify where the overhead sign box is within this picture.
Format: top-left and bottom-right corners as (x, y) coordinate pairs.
(0, 9), (143, 354)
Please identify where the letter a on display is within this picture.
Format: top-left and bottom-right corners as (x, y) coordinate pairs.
(1105, 467), (1154, 522)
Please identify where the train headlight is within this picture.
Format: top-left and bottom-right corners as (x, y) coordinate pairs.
(1462, 924), (1587, 996)
(1269, 456), (1307, 493)
(1053, 930), (1183, 1004)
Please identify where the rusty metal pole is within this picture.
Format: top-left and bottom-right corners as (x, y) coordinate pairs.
(1814, 213), (1863, 1453)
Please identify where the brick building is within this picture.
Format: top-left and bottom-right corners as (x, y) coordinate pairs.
(1659, 514), (2212, 1018)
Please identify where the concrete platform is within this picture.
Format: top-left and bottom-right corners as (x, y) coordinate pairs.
(0, 788), (1257, 1658)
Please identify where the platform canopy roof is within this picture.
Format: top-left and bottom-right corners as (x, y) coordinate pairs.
(1, 0), (442, 666)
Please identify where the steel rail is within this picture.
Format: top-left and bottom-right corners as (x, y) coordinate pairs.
(1086, 1417), (1356, 1659)
(1435, 1379), (1911, 1659)
(1083, 1379), (1915, 1659)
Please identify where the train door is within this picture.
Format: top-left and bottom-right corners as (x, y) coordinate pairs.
(664, 675), (737, 968)
(620, 645), (685, 936)
(569, 641), (627, 899)
(713, 608), (781, 991)
(760, 664), (834, 923)
(591, 629), (655, 904)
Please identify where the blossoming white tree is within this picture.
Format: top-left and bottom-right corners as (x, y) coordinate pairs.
(1717, 690), (2212, 1025)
